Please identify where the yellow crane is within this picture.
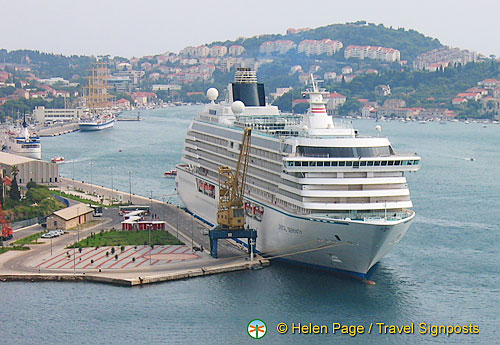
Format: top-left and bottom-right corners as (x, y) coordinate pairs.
(209, 127), (257, 259)
(216, 127), (252, 229)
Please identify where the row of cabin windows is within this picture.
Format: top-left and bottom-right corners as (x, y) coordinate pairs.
(286, 160), (420, 167)
(296, 146), (393, 158)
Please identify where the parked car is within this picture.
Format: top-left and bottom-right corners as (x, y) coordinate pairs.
(53, 229), (64, 236)
(41, 233), (54, 239)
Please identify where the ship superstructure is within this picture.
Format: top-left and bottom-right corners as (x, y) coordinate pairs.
(176, 68), (421, 278)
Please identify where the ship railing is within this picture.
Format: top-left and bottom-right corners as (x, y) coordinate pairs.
(312, 210), (413, 222)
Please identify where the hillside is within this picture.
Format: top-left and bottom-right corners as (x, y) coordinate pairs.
(212, 21), (443, 61)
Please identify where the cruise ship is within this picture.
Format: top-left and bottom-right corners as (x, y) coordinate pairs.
(176, 68), (421, 278)
(3, 116), (41, 159)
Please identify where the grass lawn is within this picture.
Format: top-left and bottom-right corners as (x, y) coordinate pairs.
(68, 230), (184, 248)
(56, 191), (128, 208)
(0, 246), (30, 255)
(13, 232), (45, 245)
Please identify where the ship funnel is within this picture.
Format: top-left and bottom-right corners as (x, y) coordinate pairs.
(229, 68), (265, 106)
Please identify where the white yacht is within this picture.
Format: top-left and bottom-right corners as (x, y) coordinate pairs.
(176, 68), (421, 279)
(79, 114), (115, 131)
(3, 116), (41, 159)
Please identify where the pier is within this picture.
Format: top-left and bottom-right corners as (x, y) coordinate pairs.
(0, 179), (269, 286)
(37, 122), (79, 137)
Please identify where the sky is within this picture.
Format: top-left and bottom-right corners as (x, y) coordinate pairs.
(1, 0), (499, 59)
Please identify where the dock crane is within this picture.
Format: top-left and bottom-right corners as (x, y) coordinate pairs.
(209, 127), (257, 258)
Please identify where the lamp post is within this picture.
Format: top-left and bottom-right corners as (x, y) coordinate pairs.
(148, 224), (152, 265)
(128, 170), (132, 204)
(110, 166), (114, 205)
(72, 159), (75, 180)
(77, 206), (80, 242)
(176, 207), (179, 239)
(89, 161), (93, 196)
(150, 190), (153, 217)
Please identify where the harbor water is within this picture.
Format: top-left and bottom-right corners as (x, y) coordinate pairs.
(1, 107), (498, 344)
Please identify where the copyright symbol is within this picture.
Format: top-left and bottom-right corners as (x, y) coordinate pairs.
(277, 322), (288, 334)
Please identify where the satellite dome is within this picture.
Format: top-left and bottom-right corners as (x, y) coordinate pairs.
(231, 100), (245, 115)
(206, 88), (219, 102)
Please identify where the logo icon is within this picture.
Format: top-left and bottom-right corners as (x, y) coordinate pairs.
(247, 319), (267, 339)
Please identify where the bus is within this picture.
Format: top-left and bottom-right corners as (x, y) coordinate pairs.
(118, 205), (150, 216)
(89, 205), (103, 217)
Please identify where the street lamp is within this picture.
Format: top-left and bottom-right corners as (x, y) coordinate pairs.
(128, 170), (132, 204)
(149, 224), (152, 265)
(72, 160), (75, 181)
(110, 166), (114, 205)
(77, 206), (80, 242)
(89, 161), (93, 196)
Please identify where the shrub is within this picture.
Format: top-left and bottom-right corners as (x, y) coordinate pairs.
(111, 247), (115, 254)
(132, 257), (135, 262)
(79, 247), (82, 253)
(91, 259), (94, 264)
(121, 245), (125, 252)
(114, 254), (118, 260)
(106, 252), (109, 257)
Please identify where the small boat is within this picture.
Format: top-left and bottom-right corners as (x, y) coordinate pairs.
(164, 169), (177, 177)
(51, 156), (65, 164)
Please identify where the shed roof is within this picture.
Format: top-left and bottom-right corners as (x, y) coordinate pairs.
(0, 152), (36, 166)
(53, 203), (93, 221)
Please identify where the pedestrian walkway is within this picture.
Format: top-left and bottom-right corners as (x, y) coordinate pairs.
(35, 245), (200, 270)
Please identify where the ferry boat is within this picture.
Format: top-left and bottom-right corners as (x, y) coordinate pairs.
(79, 115), (115, 131)
(51, 156), (65, 163)
(3, 116), (41, 159)
(164, 169), (177, 177)
(176, 68), (421, 279)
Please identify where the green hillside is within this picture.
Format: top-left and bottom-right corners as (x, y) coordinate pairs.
(212, 21), (443, 61)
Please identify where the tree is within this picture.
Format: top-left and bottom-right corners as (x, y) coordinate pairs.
(9, 166), (20, 202)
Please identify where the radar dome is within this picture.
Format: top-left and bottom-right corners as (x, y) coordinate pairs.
(206, 88), (219, 102)
(231, 100), (245, 115)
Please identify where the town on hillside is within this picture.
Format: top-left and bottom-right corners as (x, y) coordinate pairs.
(1, 21), (499, 124)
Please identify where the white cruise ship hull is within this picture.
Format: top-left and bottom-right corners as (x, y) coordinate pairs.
(6, 147), (41, 160)
(5, 139), (41, 159)
(79, 119), (115, 131)
(176, 167), (413, 278)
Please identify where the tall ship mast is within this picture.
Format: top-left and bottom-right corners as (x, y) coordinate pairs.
(176, 68), (421, 279)
(79, 61), (115, 131)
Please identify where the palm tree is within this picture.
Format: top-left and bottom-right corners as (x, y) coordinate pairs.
(9, 165), (20, 202)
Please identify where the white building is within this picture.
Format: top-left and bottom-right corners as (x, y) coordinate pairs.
(229, 45), (245, 56)
(209, 45), (227, 57)
(297, 39), (343, 56)
(33, 106), (84, 123)
(325, 92), (347, 114)
(344, 45), (400, 62)
(259, 40), (296, 54)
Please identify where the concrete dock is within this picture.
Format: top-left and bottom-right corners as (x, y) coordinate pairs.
(37, 122), (79, 137)
(0, 180), (269, 286)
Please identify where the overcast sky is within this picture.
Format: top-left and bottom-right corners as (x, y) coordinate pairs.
(1, 0), (499, 58)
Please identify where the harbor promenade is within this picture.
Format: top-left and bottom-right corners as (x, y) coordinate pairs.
(0, 178), (268, 286)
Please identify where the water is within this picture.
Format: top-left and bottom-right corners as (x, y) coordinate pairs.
(1, 110), (499, 344)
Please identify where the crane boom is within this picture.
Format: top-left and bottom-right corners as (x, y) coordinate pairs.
(217, 127), (252, 230)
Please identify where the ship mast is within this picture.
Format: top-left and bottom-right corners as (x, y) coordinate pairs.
(85, 61), (111, 115)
